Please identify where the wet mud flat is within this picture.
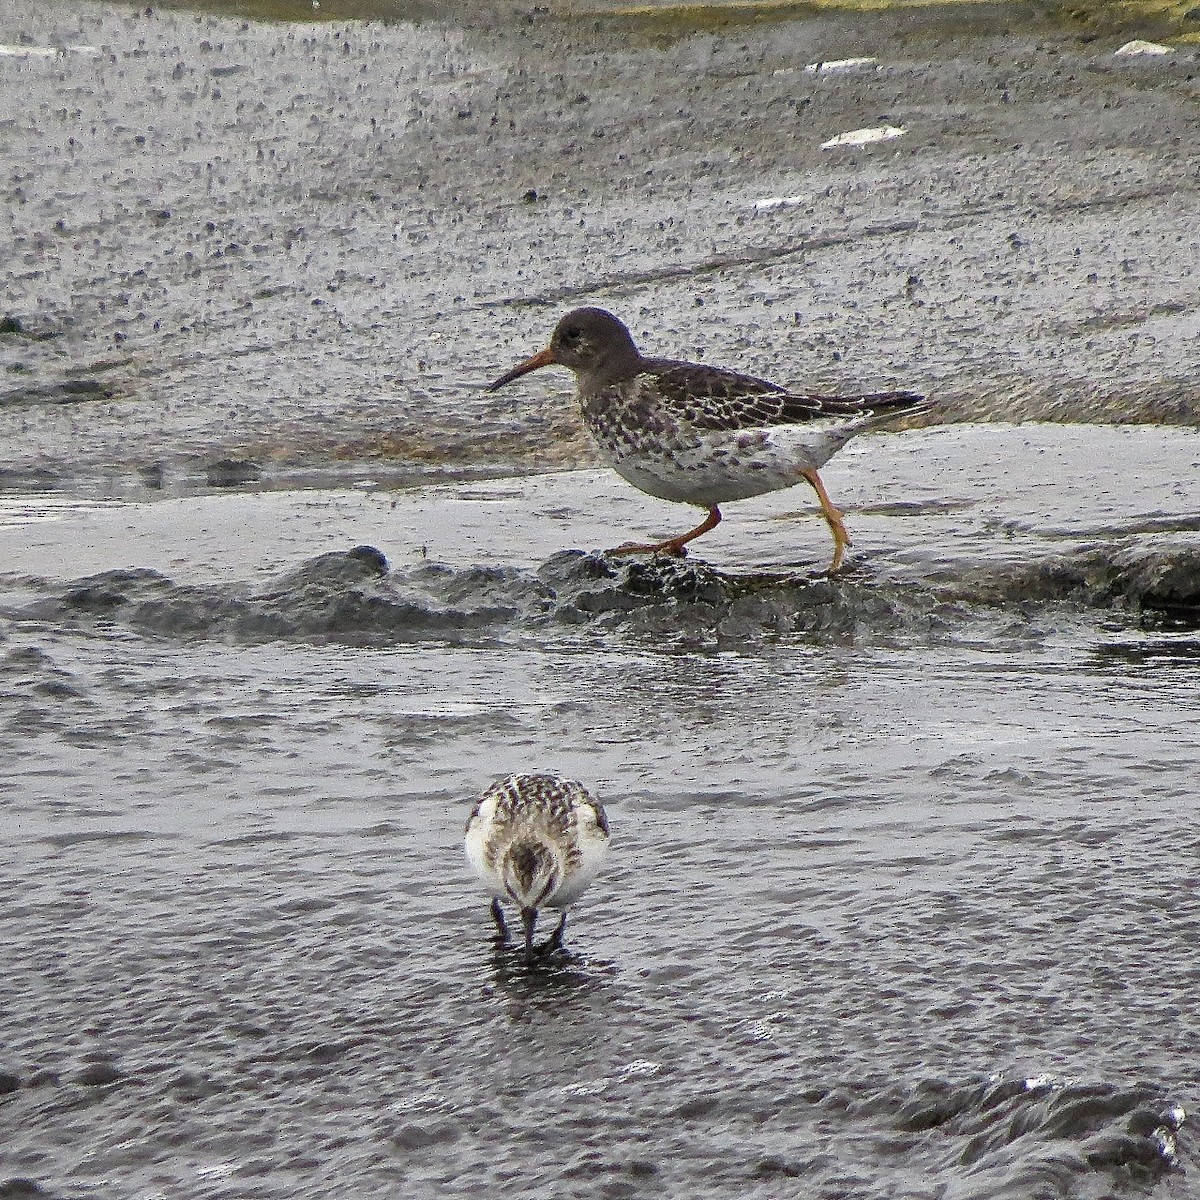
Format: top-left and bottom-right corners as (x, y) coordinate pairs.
(1, 0), (1199, 491)
(2, 0), (1200, 1197)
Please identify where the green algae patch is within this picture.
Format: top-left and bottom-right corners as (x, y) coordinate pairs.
(585, 0), (1003, 17)
(573, 0), (1199, 39)
(146, 0), (448, 22)
(131, 0), (1200, 34)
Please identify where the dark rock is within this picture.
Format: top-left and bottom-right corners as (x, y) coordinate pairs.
(345, 545), (389, 573)
(75, 1062), (121, 1087)
(0, 1181), (50, 1199)
(204, 459), (261, 487)
(58, 569), (171, 616)
(1082, 1131), (1168, 1172)
(260, 546), (389, 595)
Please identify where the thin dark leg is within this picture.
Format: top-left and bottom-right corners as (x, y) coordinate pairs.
(521, 907), (538, 961)
(542, 910), (568, 954)
(490, 898), (508, 940)
(607, 506), (722, 558)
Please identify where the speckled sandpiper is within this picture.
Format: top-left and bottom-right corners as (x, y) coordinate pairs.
(464, 773), (610, 959)
(487, 306), (929, 572)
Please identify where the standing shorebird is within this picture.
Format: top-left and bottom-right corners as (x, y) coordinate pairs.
(487, 307), (928, 572)
(464, 773), (611, 959)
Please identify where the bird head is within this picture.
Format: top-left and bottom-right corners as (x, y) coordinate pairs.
(486, 307), (641, 390)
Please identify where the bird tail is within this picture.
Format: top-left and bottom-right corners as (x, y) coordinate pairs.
(850, 391), (933, 434)
(855, 389), (929, 416)
(794, 391), (932, 468)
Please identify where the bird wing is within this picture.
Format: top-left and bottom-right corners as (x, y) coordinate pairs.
(641, 358), (923, 431)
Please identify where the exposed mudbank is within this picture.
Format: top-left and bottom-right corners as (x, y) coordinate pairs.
(1, 422), (1195, 647)
(6, 535), (1198, 647)
(879, 1074), (1186, 1198)
(952, 532), (1200, 617)
(2, 0), (1199, 492)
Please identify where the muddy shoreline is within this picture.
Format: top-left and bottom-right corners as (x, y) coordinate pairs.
(2, 0), (1198, 498)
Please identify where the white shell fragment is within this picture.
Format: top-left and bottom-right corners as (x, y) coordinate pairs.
(820, 125), (906, 150)
(0, 44), (101, 57)
(1114, 39), (1173, 56)
(753, 195), (810, 212)
(804, 56), (878, 74)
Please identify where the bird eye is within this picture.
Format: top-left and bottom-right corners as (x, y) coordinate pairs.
(562, 326), (581, 342)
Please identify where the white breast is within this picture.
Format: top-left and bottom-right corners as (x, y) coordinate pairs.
(547, 804), (610, 908)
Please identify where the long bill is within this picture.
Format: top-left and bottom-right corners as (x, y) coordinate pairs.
(486, 346), (557, 392)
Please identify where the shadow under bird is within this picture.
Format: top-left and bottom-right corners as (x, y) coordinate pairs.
(464, 773), (611, 960)
(487, 306), (929, 572)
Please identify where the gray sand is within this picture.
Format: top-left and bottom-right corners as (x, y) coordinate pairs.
(1, 0), (1197, 497)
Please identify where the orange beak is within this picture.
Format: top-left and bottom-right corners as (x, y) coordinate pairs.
(485, 345), (557, 392)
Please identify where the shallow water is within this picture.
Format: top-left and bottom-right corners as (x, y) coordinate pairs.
(2, 423), (1199, 1198)
(3, 627), (1198, 1198)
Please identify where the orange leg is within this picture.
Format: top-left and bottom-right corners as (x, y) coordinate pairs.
(607, 506), (722, 558)
(799, 468), (851, 573)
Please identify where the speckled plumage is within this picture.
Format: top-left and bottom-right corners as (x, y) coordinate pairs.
(464, 773), (610, 958)
(487, 307), (929, 570)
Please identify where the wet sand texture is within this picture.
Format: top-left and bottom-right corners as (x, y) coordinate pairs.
(3, 424), (1200, 1198)
(1, 0), (1197, 493)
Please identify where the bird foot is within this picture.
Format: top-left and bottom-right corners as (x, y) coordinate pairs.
(605, 540), (689, 558)
(531, 913), (569, 959)
(825, 542), (851, 577)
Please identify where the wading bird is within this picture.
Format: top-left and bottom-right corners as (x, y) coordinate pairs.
(464, 773), (610, 960)
(488, 307), (928, 571)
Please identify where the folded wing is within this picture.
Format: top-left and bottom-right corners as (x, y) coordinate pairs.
(643, 358), (924, 431)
